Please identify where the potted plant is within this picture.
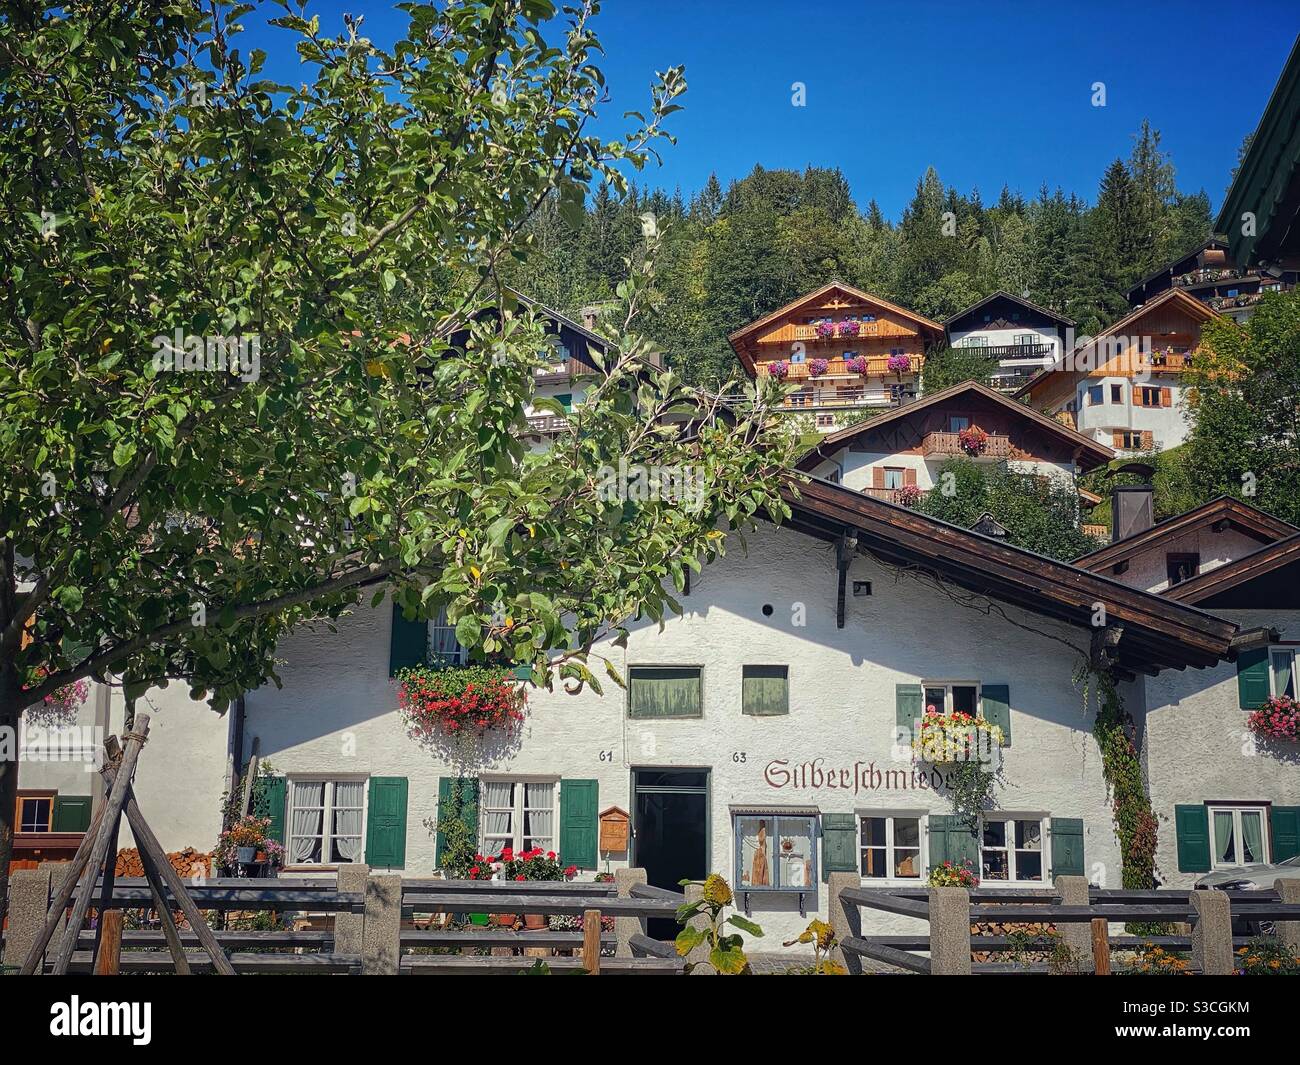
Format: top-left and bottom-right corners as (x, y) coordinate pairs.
(886, 353), (912, 375)
(957, 425), (989, 456)
(23, 667), (90, 728)
(838, 319), (860, 338)
(768, 360), (789, 382)
(395, 664), (526, 739)
(928, 859), (979, 888)
(808, 358), (829, 377)
(815, 320), (835, 339)
(1246, 695), (1300, 742)
(493, 847), (578, 929)
(214, 815), (283, 871)
(845, 354), (869, 375)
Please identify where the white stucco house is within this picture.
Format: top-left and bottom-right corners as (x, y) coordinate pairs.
(944, 291), (1073, 394)
(18, 476), (1253, 946)
(1076, 494), (1300, 887)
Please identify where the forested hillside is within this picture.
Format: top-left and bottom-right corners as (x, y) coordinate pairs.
(504, 121), (1213, 385)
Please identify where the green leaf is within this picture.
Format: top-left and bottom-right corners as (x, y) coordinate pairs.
(56, 586), (84, 613)
(726, 914), (764, 937)
(674, 926), (704, 957)
(709, 944), (749, 975)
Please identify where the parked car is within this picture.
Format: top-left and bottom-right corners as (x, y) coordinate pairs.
(1195, 855), (1300, 935)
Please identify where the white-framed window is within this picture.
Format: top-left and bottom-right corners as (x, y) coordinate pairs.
(980, 815), (1046, 882)
(429, 605), (467, 666)
(860, 813), (924, 880)
(1210, 804), (1269, 868)
(883, 467), (906, 491)
(479, 779), (557, 856)
(287, 778), (366, 865)
(922, 681), (979, 717)
(1269, 646), (1299, 698)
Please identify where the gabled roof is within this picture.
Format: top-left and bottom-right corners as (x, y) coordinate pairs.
(795, 380), (1114, 472)
(1165, 531), (1300, 604)
(780, 475), (1236, 673)
(1014, 288), (1219, 399)
(728, 282), (944, 376)
(943, 290), (1074, 328)
(1073, 496), (1298, 573)
(1126, 238), (1230, 302)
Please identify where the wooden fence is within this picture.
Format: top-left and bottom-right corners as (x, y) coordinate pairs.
(826, 872), (1300, 975)
(2, 866), (688, 975)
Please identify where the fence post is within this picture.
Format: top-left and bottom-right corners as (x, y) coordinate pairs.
(3, 868), (52, 972)
(683, 883), (716, 975)
(1276, 878), (1300, 956)
(1090, 918), (1111, 975)
(1189, 889), (1233, 975)
(334, 863), (369, 958)
(827, 872), (862, 974)
(1054, 875), (1092, 973)
(614, 868), (648, 957)
(361, 874), (403, 975)
(928, 886), (972, 975)
(582, 908), (602, 974)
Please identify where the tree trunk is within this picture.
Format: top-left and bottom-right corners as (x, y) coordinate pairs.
(0, 656), (21, 936)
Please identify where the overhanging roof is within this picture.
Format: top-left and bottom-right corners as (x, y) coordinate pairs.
(943, 290), (1074, 328)
(1165, 532), (1300, 605)
(779, 476), (1237, 673)
(796, 380), (1114, 472)
(1216, 35), (1300, 266)
(728, 282), (944, 377)
(1126, 238), (1230, 303)
(1073, 496), (1298, 573)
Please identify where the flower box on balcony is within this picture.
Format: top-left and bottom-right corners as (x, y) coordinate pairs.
(808, 358), (829, 377)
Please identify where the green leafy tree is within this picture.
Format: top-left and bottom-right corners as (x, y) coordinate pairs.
(917, 459), (1101, 560)
(1177, 290), (1300, 524)
(0, 0), (799, 926)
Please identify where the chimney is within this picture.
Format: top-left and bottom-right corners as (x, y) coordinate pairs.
(1111, 461), (1156, 541)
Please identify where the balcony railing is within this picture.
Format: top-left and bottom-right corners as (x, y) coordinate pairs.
(791, 322), (900, 341)
(862, 486), (924, 504)
(759, 355), (921, 380)
(958, 342), (1054, 361)
(784, 386), (916, 410)
(921, 431), (1012, 459)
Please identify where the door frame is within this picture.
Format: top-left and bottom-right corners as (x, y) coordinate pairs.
(629, 766), (712, 879)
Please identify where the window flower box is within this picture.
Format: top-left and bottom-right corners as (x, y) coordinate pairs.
(886, 353), (912, 374)
(838, 319), (860, 338)
(815, 321), (835, 339)
(768, 360), (789, 382)
(957, 425), (989, 456)
(808, 358), (829, 377)
(396, 664), (527, 738)
(897, 484), (923, 508)
(845, 354), (869, 375)
(1246, 696), (1300, 742)
(913, 709), (1004, 764)
(928, 858), (979, 888)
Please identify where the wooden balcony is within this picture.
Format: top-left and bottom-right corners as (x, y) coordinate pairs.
(759, 355), (921, 380)
(921, 431), (1012, 460)
(784, 386), (917, 410)
(960, 342), (1054, 361)
(792, 322), (900, 341)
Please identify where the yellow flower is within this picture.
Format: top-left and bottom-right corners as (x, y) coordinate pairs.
(701, 873), (732, 907)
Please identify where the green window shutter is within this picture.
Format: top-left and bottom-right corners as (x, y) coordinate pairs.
(821, 812), (857, 881)
(389, 602), (427, 676)
(1236, 647), (1270, 709)
(51, 795), (92, 832)
(742, 665), (789, 716)
(253, 776), (287, 845)
(980, 684), (1011, 746)
(365, 777), (409, 869)
(1049, 817), (1084, 878)
(553, 392), (573, 412)
(435, 776), (479, 868)
(928, 814), (978, 871)
(559, 779), (598, 869)
(895, 683), (922, 739)
(628, 667), (702, 719)
(1174, 804), (1211, 872)
(1271, 806), (1300, 862)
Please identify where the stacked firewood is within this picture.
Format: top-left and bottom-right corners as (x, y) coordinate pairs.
(115, 847), (211, 879)
(970, 920), (1057, 963)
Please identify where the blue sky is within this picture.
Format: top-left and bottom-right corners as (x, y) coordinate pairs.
(246, 1), (1299, 219)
